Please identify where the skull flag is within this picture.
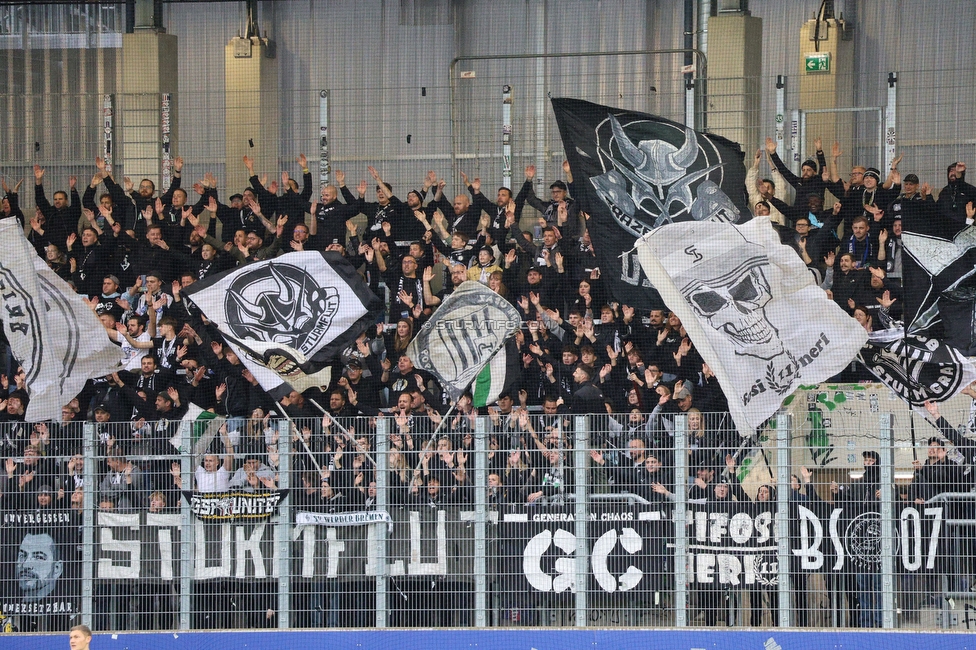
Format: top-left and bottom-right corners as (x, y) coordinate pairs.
(183, 251), (384, 395)
(552, 98), (751, 311)
(636, 216), (867, 434)
(407, 281), (522, 405)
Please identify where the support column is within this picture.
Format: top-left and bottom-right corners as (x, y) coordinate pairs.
(775, 413), (793, 627)
(798, 17), (854, 162)
(225, 36), (279, 200)
(573, 416), (590, 626)
(879, 413), (896, 629)
(121, 29), (178, 185)
(705, 14), (763, 149)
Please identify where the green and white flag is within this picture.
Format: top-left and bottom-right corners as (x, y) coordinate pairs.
(472, 338), (520, 408)
(407, 281), (521, 406)
(168, 403), (221, 454)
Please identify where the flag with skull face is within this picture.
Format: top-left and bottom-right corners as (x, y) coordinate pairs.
(552, 98), (751, 311)
(636, 216), (867, 434)
(183, 251), (384, 396)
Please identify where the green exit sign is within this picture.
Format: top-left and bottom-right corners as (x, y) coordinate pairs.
(805, 52), (831, 73)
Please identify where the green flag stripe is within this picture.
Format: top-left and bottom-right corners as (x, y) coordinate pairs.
(472, 363), (493, 407)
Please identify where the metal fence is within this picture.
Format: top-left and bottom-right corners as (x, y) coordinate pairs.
(0, 67), (973, 220)
(2, 403), (974, 632)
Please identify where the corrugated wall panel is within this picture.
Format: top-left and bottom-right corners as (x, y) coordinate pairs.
(1, 0), (974, 213)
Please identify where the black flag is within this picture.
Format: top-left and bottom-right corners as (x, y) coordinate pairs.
(552, 98), (750, 311)
(900, 198), (976, 354)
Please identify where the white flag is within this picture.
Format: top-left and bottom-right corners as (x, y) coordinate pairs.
(182, 251), (382, 396)
(0, 218), (120, 421)
(407, 281), (521, 405)
(635, 216), (867, 434)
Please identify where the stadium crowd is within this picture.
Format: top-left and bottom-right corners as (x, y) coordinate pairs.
(0, 139), (975, 630)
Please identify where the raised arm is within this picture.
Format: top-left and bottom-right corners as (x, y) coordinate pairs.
(765, 137), (802, 189)
(368, 166), (393, 200)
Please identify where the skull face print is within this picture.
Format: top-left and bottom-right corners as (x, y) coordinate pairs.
(683, 258), (784, 360)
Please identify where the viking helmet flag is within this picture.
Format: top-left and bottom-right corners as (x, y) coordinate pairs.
(552, 98), (750, 311)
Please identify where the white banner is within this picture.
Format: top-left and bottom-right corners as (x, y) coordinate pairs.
(295, 510), (392, 526)
(0, 218), (120, 421)
(636, 216), (867, 434)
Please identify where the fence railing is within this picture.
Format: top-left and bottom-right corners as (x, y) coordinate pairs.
(2, 407), (975, 633)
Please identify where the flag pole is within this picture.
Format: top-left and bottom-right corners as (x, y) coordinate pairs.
(909, 408), (918, 462)
(408, 398), (463, 476)
(274, 400), (324, 475)
(407, 336), (512, 476)
(307, 397), (377, 468)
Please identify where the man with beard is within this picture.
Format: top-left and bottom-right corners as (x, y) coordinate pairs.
(430, 263), (470, 306)
(91, 275), (125, 321)
(125, 156), (183, 218)
(430, 178), (482, 240)
(937, 162), (976, 224)
(16, 533), (63, 601)
(765, 136), (829, 202)
(569, 364), (605, 414)
(378, 251), (424, 322)
(402, 180), (440, 244)
(465, 171), (530, 246)
(910, 436), (965, 503)
(828, 252), (872, 316)
(238, 218), (285, 264)
(834, 215), (875, 270)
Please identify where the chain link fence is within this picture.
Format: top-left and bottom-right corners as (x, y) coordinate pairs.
(2, 396), (975, 632)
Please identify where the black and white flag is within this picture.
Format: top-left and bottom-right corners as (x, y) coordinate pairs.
(858, 328), (976, 406)
(406, 281), (521, 405)
(552, 98), (751, 311)
(862, 198), (976, 405)
(636, 216), (866, 434)
(0, 218), (120, 421)
(183, 251), (383, 395)
(899, 198), (976, 349)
